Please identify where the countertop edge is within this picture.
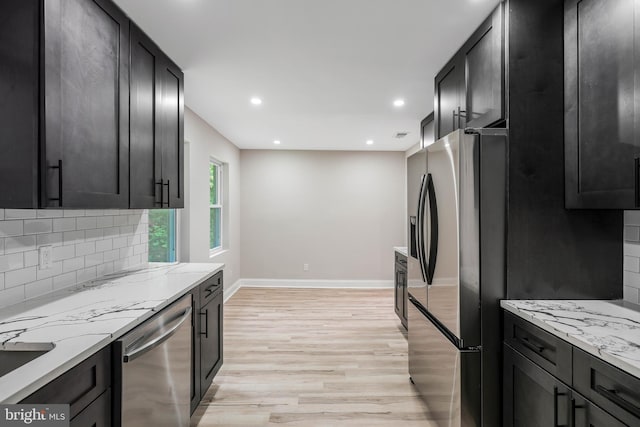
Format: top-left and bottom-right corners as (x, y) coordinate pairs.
(500, 301), (640, 380)
(0, 263), (224, 403)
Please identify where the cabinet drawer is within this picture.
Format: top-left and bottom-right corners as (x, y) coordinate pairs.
(200, 271), (223, 305)
(22, 346), (111, 419)
(573, 348), (640, 426)
(395, 252), (407, 268)
(70, 389), (111, 427)
(504, 312), (572, 385)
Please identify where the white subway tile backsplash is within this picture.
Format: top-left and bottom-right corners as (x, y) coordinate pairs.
(37, 210), (64, 218)
(63, 230), (84, 246)
(75, 242), (95, 257)
(53, 272), (76, 290)
(24, 219), (53, 235)
(5, 267), (37, 288)
(0, 210), (148, 308)
(63, 257), (85, 273)
(624, 270), (640, 288)
(0, 253), (24, 273)
(5, 236), (36, 254)
(24, 250), (38, 268)
(53, 218), (76, 232)
(624, 256), (640, 273)
(36, 262), (63, 281)
(76, 217), (97, 230)
(624, 286), (640, 304)
(95, 239), (113, 253)
(625, 211), (640, 226)
(85, 228), (103, 241)
(625, 226), (640, 242)
(96, 216), (114, 228)
(25, 278), (53, 299)
(5, 209), (37, 219)
(37, 232), (63, 247)
(0, 221), (24, 237)
(52, 245), (75, 262)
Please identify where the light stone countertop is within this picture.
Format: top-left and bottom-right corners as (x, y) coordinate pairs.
(0, 262), (224, 403)
(501, 299), (640, 379)
(394, 247), (408, 257)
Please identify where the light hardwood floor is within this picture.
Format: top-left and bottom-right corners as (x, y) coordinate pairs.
(191, 287), (435, 427)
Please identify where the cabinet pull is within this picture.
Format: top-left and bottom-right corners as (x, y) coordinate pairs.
(635, 158), (640, 207)
(163, 180), (170, 207)
(155, 180), (164, 206)
(596, 385), (640, 417)
(200, 310), (208, 338)
(570, 398), (585, 426)
(553, 386), (569, 427)
(48, 160), (63, 206)
(517, 335), (545, 353)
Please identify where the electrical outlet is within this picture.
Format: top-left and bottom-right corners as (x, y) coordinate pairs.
(39, 245), (52, 270)
(303, 263), (309, 272)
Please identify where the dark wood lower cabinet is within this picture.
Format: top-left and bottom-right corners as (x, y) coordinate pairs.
(21, 346), (111, 424)
(191, 271), (224, 413)
(503, 343), (571, 427)
(503, 311), (638, 426)
(393, 253), (407, 329)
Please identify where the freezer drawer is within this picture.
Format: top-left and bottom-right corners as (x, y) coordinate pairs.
(408, 297), (480, 427)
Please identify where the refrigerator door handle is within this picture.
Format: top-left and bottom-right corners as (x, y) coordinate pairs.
(426, 173), (438, 284)
(416, 174), (429, 283)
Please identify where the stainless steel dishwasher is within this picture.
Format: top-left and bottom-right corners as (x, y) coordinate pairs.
(115, 294), (192, 427)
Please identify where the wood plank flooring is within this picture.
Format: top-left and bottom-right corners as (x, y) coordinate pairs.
(191, 287), (435, 427)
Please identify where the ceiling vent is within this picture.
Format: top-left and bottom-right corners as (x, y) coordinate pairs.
(394, 132), (409, 139)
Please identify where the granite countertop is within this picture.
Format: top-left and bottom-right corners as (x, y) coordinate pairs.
(501, 300), (640, 379)
(394, 246), (408, 257)
(0, 262), (224, 403)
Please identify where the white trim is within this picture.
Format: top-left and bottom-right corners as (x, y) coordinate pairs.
(240, 279), (394, 289)
(224, 279), (242, 303)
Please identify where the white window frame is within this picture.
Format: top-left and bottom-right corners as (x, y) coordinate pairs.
(209, 158), (223, 255)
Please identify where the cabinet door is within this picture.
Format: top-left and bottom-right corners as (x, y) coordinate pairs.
(190, 289), (201, 415)
(43, 0), (129, 208)
(565, 0), (640, 208)
(573, 394), (628, 427)
(200, 291), (223, 398)
(463, 5), (504, 129)
(159, 58), (185, 208)
(503, 344), (571, 427)
(434, 54), (464, 139)
(70, 390), (111, 427)
(129, 24), (163, 209)
(400, 269), (408, 328)
(0, 1), (39, 208)
(394, 267), (402, 318)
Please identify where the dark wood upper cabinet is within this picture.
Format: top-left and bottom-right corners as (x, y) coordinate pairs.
(130, 24), (184, 209)
(43, 0), (130, 208)
(463, 6), (504, 129)
(565, 0), (640, 209)
(434, 53), (465, 139)
(434, 4), (504, 140)
(0, 0), (183, 210)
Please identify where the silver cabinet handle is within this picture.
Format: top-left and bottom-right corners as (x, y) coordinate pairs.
(123, 306), (192, 363)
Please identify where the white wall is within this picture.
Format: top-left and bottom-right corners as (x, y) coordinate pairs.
(182, 108), (241, 288)
(0, 209), (148, 308)
(240, 150), (405, 281)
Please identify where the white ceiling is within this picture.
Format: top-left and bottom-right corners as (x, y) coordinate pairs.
(114, 0), (500, 151)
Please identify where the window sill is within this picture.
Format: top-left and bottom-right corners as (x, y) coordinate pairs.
(209, 248), (227, 259)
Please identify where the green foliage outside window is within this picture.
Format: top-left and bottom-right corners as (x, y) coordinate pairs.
(149, 209), (176, 262)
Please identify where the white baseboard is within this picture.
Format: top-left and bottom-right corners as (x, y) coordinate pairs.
(224, 279), (242, 303)
(240, 278), (394, 289)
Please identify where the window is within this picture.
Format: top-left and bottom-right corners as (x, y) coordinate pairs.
(149, 209), (177, 262)
(210, 160), (223, 253)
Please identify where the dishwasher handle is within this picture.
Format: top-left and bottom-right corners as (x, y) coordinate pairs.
(123, 306), (192, 363)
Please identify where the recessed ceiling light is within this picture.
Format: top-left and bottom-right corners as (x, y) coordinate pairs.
(366, 140), (374, 145)
(393, 99), (405, 107)
(273, 140), (281, 145)
(250, 97), (262, 105)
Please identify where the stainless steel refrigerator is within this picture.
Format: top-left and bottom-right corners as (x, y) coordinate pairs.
(407, 128), (507, 427)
